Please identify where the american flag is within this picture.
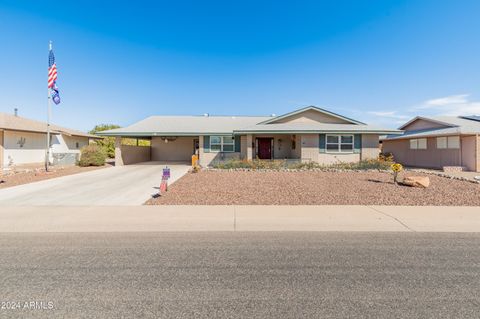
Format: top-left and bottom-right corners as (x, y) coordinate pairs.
(48, 45), (60, 104)
(48, 49), (57, 88)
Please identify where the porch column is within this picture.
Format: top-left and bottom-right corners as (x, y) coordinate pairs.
(246, 134), (253, 160)
(300, 134), (319, 163)
(476, 134), (480, 172)
(114, 137), (124, 166)
(198, 135), (204, 166)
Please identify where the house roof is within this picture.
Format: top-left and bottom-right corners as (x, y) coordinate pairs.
(98, 115), (272, 136)
(461, 115), (480, 122)
(384, 115), (480, 140)
(98, 106), (399, 136)
(0, 112), (98, 138)
(397, 116), (456, 130)
(257, 106), (366, 125)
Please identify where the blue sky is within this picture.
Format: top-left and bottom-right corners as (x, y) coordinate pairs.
(0, 0), (479, 131)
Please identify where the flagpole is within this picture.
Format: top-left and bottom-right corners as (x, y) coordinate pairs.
(45, 41), (52, 172)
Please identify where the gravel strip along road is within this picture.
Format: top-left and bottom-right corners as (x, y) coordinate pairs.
(146, 170), (480, 205)
(0, 165), (108, 189)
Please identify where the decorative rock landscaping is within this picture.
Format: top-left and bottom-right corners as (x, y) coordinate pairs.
(0, 165), (108, 189)
(146, 170), (480, 206)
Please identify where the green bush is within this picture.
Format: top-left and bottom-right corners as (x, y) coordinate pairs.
(212, 158), (391, 171)
(330, 159), (392, 170)
(213, 159), (290, 170)
(89, 124), (121, 158)
(78, 145), (106, 167)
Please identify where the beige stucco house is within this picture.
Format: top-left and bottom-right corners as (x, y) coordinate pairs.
(99, 106), (399, 167)
(0, 112), (97, 169)
(382, 115), (480, 172)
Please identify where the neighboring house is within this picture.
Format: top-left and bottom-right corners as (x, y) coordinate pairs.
(98, 106), (400, 167)
(382, 115), (480, 172)
(0, 112), (98, 169)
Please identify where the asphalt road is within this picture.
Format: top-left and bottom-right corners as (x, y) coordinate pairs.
(1, 232), (479, 318)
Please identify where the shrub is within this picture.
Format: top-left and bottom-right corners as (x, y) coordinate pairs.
(211, 158), (391, 171)
(379, 152), (394, 163)
(78, 145), (106, 167)
(89, 124), (121, 158)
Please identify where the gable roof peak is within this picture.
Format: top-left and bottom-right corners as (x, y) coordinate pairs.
(398, 116), (458, 130)
(258, 105), (366, 125)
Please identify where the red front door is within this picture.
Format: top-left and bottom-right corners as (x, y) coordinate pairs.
(257, 138), (272, 159)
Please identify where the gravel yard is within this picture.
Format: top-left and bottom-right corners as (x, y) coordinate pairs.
(146, 170), (480, 206)
(0, 165), (108, 189)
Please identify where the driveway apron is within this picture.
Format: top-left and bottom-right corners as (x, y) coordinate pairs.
(0, 162), (190, 206)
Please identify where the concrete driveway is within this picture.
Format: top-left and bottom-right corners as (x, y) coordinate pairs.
(0, 162), (190, 206)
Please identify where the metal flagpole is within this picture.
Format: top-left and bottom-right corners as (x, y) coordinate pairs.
(45, 41), (52, 172)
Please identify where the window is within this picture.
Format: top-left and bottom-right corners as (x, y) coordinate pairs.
(75, 142), (80, 149)
(326, 135), (354, 153)
(291, 135), (296, 150)
(418, 138), (427, 149)
(210, 135), (235, 152)
(409, 139), (417, 149)
(436, 137), (447, 149)
(447, 136), (460, 149)
(436, 136), (459, 149)
(410, 138), (427, 150)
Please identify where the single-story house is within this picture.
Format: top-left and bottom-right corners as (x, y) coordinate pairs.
(0, 111), (98, 169)
(98, 106), (400, 167)
(382, 115), (480, 172)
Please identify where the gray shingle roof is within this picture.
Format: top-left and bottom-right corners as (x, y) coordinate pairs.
(257, 106), (366, 125)
(0, 112), (97, 138)
(99, 115), (272, 136)
(98, 107), (401, 137)
(384, 115), (480, 140)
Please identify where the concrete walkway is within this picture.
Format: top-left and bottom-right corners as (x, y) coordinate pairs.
(0, 162), (190, 206)
(0, 205), (479, 232)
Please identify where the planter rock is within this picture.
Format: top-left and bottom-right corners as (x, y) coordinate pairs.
(402, 176), (430, 188)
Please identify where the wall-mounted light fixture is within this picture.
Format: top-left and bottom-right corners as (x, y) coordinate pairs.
(160, 136), (178, 144)
(17, 137), (26, 148)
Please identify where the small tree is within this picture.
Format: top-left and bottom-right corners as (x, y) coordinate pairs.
(78, 145), (106, 167)
(391, 163), (403, 185)
(89, 124), (121, 158)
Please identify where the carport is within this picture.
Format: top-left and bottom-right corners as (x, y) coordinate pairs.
(110, 136), (198, 166)
(151, 136), (198, 162)
(96, 114), (265, 167)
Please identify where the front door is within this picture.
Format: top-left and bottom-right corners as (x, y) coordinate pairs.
(257, 138), (273, 159)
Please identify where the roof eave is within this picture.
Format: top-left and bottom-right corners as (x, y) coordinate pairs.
(234, 129), (402, 135)
(96, 132), (236, 137)
(0, 127), (62, 135)
(383, 131), (477, 141)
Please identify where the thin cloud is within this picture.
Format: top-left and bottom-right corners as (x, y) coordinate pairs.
(424, 94), (469, 107)
(415, 94), (480, 116)
(368, 111), (409, 120)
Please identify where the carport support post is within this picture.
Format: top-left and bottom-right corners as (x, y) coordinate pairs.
(246, 134), (253, 160)
(114, 137), (124, 166)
